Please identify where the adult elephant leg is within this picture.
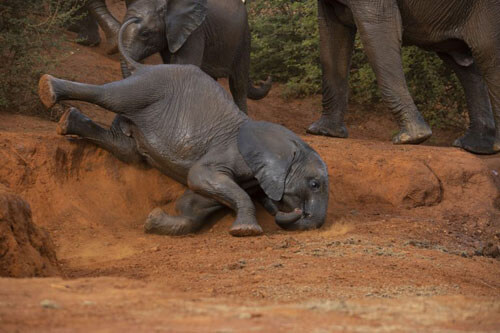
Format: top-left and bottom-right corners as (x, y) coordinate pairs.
(438, 53), (496, 154)
(307, 0), (356, 138)
(229, 55), (249, 113)
(70, 7), (101, 46)
(87, 0), (121, 55)
(57, 107), (144, 164)
(350, 1), (432, 144)
(187, 155), (263, 237)
(144, 190), (224, 235)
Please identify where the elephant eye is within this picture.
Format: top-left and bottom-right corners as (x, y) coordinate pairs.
(140, 29), (152, 39)
(309, 179), (320, 190)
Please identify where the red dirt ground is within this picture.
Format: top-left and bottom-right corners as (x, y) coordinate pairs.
(0, 1), (499, 331)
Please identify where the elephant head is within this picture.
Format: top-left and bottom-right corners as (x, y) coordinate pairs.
(120, 0), (207, 77)
(238, 121), (329, 231)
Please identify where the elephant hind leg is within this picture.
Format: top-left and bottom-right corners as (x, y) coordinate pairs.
(144, 190), (224, 236)
(58, 107), (144, 164)
(438, 53), (496, 154)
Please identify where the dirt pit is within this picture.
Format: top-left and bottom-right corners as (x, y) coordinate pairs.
(1, 1), (500, 330)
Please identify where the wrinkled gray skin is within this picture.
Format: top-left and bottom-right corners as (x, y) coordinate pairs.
(69, 0), (125, 55)
(120, 0), (271, 114)
(307, 0), (500, 155)
(38, 19), (328, 237)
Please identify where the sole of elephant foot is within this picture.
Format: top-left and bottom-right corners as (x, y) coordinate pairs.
(306, 119), (348, 138)
(38, 74), (57, 109)
(452, 134), (497, 155)
(229, 224), (263, 237)
(56, 108), (73, 135)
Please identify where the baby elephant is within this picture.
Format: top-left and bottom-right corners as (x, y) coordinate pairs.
(37, 20), (329, 237)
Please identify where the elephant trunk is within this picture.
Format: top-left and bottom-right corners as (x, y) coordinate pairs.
(121, 58), (132, 78)
(275, 209), (303, 225)
(118, 17), (143, 78)
(247, 76), (272, 100)
(277, 198), (327, 231)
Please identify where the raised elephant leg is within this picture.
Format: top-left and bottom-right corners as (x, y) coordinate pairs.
(438, 53), (496, 154)
(307, 0), (356, 138)
(187, 151), (263, 237)
(58, 107), (144, 164)
(87, 0), (121, 55)
(349, 1), (432, 144)
(39, 74), (157, 114)
(144, 190), (224, 235)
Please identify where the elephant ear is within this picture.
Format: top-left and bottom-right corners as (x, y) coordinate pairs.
(238, 121), (300, 201)
(165, 0), (207, 54)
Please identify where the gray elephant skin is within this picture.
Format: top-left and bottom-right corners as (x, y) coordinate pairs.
(37, 19), (329, 237)
(120, 0), (271, 113)
(307, 0), (500, 155)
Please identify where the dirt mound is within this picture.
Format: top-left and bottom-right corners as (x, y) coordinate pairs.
(0, 185), (59, 277)
(0, 131), (497, 262)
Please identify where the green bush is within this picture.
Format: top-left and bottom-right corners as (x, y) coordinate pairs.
(248, 0), (467, 129)
(0, 0), (84, 115)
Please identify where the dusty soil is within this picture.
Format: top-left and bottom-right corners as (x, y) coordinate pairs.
(1, 1), (500, 331)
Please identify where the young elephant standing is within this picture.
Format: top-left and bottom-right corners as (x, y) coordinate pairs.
(119, 0), (271, 113)
(38, 19), (329, 237)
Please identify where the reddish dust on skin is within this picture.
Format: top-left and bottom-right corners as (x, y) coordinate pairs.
(0, 1), (499, 331)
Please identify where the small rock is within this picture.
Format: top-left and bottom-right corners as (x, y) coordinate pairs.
(82, 300), (96, 306)
(40, 299), (60, 309)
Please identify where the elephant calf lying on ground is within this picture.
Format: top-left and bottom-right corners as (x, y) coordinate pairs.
(38, 21), (329, 237)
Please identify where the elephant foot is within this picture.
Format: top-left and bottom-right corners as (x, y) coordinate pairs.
(38, 75), (57, 109)
(452, 130), (498, 155)
(144, 208), (198, 236)
(306, 116), (348, 138)
(56, 107), (88, 136)
(393, 119), (432, 145)
(76, 29), (101, 47)
(229, 218), (263, 237)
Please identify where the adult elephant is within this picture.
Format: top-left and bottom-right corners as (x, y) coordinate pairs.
(38, 19), (328, 236)
(307, 0), (500, 155)
(119, 0), (271, 113)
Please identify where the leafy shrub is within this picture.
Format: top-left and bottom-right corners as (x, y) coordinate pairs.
(248, 0), (467, 129)
(0, 0), (84, 116)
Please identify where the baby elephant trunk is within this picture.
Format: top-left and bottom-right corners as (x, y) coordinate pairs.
(275, 209), (303, 225)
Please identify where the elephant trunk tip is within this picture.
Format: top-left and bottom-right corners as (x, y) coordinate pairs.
(247, 76), (272, 100)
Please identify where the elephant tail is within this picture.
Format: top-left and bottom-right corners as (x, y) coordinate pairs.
(247, 76), (272, 100)
(118, 17), (144, 77)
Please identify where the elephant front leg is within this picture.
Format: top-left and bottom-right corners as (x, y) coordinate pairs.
(144, 190), (224, 235)
(187, 161), (263, 237)
(307, 0), (356, 138)
(350, 1), (432, 144)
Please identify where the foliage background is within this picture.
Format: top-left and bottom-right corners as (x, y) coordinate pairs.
(248, 0), (467, 128)
(0, 0), (84, 115)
